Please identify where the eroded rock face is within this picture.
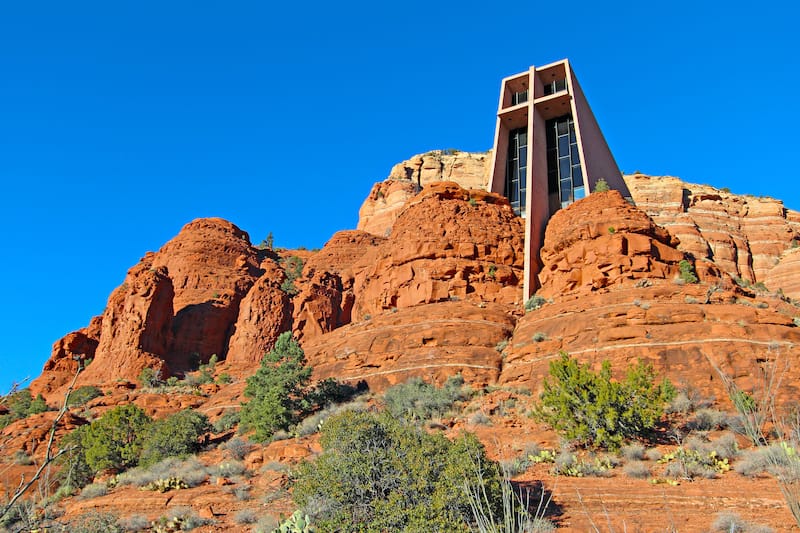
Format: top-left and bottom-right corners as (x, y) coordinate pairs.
(358, 150), (490, 236)
(537, 190), (723, 297)
(34, 218), (265, 398)
(764, 247), (800, 300)
(302, 301), (515, 392)
(76, 261), (175, 389)
(352, 182), (525, 318)
(152, 218), (263, 369)
(624, 174), (800, 293)
(29, 316), (102, 399)
(292, 231), (385, 341)
(225, 260), (291, 367)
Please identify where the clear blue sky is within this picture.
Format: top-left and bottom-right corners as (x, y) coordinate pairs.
(1, 1), (798, 391)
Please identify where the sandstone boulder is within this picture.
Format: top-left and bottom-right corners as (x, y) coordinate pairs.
(352, 182), (525, 318)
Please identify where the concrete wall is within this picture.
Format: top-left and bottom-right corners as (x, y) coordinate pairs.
(567, 66), (629, 197)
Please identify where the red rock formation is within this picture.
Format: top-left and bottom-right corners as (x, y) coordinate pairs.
(624, 174), (800, 289)
(302, 301), (515, 392)
(30, 316), (101, 399)
(152, 218), (262, 369)
(537, 190), (723, 297)
(502, 189), (800, 407)
(352, 182), (525, 318)
(358, 180), (418, 237)
(225, 260), (291, 367)
(75, 261), (175, 390)
(358, 151), (490, 236)
(292, 231), (384, 340)
(764, 246), (800, 300)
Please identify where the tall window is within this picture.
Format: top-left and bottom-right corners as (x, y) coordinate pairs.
(543, 79), (567, 96)
(512, 90), (528, 105)
(505, 127), (527, 216)
(546, 115), (584, 213)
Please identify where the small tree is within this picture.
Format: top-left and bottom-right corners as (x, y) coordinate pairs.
(593, 178), (610, 193)
(533, 353), (674, 449)
(678, 259), (699, 284)
(240, 332), (312, 441)
(79, 404), (152, 473)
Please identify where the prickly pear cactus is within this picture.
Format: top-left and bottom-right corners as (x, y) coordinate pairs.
(274, 510), (312, 532)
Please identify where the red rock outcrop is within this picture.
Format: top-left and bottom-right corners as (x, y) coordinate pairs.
(537, 190), (724, 297)
(302, 301), (515, 392)
(225, 260), (291, 367)
(152, 218), (262, 369)
(358, 180), (418, 237)
(292, 231), (384, 340)
(764, 246), (800, 300)
(501, 189), (800, 406)
(358, 150), (490, 236)
(75, 261), (175, 390)
(352, 182), (525, 318)
(624, 174), (800, 293)
(30, 316), (102, 399)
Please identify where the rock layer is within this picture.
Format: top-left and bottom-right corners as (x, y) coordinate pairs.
(302, 301), (515, 392)
(624, 174), (800, 296)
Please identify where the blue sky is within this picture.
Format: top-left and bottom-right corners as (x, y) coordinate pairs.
(1, 1), (798, 391)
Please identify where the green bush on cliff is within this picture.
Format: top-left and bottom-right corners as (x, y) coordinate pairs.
(0, 389), (49, 428)
(292, 410), (503, 532)
(240, 332), (312, 442)
(67, 386), (103, 407)
(239, 331), (357, 442)
(532, 352), (674, 449)
(383, 375), (469, 423)
(678, 259), (699, 284)
(139, 409), (211, 466)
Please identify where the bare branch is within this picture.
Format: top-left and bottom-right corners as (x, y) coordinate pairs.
(0, 366), (82, 521)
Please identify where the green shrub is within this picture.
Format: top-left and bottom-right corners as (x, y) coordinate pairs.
(138, 367), (161, 388)
(68, 511), (123, 533)
(139, 409), (210, 466)
(116, 456), (208, 488)
(240, 332), (312, 442)
(280, 255), (304, 296)
(292, 410), (503, 532)
(0, 389), (49, 428)
(593, 178), (610, 193)
(68, 386), (103, 408)
(383, 375), (469, 423)
(79, 482), (108, 499)
(532, 353), (674, 449)
(524, 295), (546, 312)
(213, 409), (240, 432)
(78, 404), (152, 473)
(678, 259), (699, 284)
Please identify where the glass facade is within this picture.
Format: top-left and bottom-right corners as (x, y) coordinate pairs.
(505, 127), (527, 216)
(546, 115), (584, 212)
